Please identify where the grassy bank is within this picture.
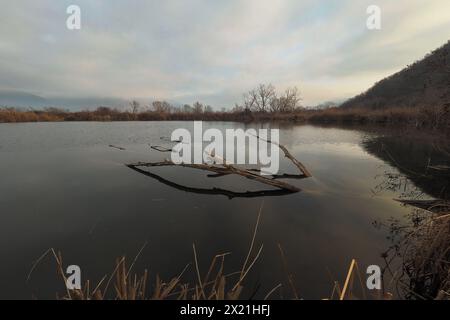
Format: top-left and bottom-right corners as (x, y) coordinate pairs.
(1, 104), (449, 131)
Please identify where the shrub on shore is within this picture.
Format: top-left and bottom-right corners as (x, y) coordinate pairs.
(1, 104), (449, 131)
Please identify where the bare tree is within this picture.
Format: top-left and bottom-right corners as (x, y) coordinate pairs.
(183, 104), (193, 113)
(242, 92), (257, 110)
(193, 101), (204, 113)
(244, 84), (276, 112)
(152, 101), (172, 113)
(130, 100), (140, 114)
(271, 87), (302, 112)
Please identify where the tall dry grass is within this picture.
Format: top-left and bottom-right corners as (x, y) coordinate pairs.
(0, 108), (64, 122)
(28, 204), (397, 300)
(382, 209), (450, 300)
(36, 250), (392, 300)
(30, 205), (269, 300)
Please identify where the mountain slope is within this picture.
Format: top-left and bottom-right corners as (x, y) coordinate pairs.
(0, 90), (131, 110)
(341, 41), (450, 109)
(0, 90), (48, 108)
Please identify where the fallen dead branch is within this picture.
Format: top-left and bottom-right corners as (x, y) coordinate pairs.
(127, 161), (299, 192)
(126, 135), (311, 197)
(150, 145), (172, 152)
(250, 133), (312, 178)
(127, 164), (294, 198)
(109, 144), (126, 151)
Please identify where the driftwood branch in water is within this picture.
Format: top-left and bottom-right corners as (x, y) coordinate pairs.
(150, 145), (172, 152)
(109, 145), (126, 151)
(250, 133), (312, 177)
(127, 161), (300, 192)
(126, 135), (312, 196)
(127, 164), (295, 199)
(152, 134), (311, 180)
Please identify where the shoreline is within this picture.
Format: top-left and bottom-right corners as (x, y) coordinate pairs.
(1, 106), (449, 133)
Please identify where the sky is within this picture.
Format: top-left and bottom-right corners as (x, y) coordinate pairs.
(0, 0), (449, 109)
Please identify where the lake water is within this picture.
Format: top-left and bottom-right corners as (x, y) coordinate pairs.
(0, 121), (448, 299)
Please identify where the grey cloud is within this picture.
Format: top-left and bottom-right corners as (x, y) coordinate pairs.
(0, 0), (449, 109)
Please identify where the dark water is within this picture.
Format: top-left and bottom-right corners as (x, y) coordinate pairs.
(0, 121), (448, 299)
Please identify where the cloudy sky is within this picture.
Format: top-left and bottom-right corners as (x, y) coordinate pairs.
(0, 0), (449, 109)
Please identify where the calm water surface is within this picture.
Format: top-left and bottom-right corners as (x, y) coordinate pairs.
(0, 121), (447, 299)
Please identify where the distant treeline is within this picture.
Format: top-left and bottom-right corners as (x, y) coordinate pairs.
(1, 82), (449, 131)
(1, 104), (449, 132)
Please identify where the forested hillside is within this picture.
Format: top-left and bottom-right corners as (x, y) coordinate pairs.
(342, 41), (450, 109)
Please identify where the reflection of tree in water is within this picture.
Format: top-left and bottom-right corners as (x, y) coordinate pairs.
(363, 132), (450, 199)
(364, 131), (450, 299)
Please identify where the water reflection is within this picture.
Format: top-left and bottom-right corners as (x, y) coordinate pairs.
(0, 122), (448, 299)
(356, 126), (450, 299)
(362, 130), (450, 199)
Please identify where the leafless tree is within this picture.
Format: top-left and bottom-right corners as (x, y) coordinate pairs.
(183, 104), (193, 113)
(130, 100), (140, 114)
(242, 92), (256, 110)
(152, 101), (172, 113)
(244, 84), (276, 112)
(193, 101), (204, 113)
(271, 87), (302, 112)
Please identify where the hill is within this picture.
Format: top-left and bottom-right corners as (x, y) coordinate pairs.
(341, 41), (450, 110)
(0, 90), (130, 110)
(0, 90), (48, 108)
